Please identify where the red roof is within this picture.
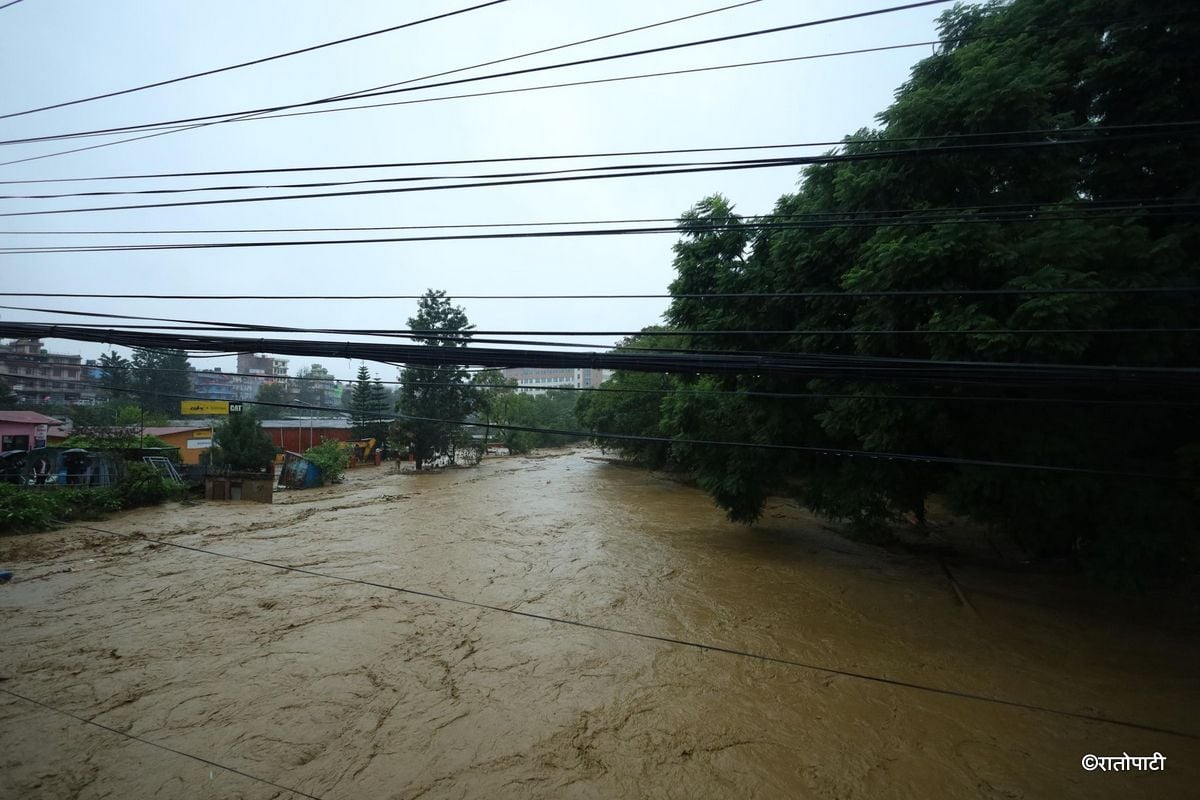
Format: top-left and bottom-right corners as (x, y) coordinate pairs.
(0, 410), (63, 425)
(143, 426), (210, 436)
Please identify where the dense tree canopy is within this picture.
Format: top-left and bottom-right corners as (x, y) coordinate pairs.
(254, 382), (288, 419)
(213, 413), (276, 472)
(128, 348), (192, 415)
(97, 351), (132, 401)
(600, 0), (1200, 585)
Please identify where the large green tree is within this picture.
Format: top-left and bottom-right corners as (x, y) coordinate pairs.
(254, 382), (288, 419)
(658, 0), (1199, 583)
(397, 290), (475, 469)
(129, 348), (192, 415)
(575, 329), (680, 469)
(97, 351), (132, 401)
(213, 413), (276, 472)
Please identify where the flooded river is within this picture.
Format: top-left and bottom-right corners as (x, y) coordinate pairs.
(1, 449), (1197, 798)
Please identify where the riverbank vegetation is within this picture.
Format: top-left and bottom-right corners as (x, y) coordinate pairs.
(0, 463), (190, 535)
(579, 0), (1199, 589)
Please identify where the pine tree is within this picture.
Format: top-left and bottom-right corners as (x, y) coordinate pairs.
(350, 364), (373, 439)
(368, 376), (392, 445)
(397, 290), (475, 469)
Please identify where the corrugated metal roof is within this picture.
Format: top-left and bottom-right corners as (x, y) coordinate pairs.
(0, 410), (64, 425)
(260, 418), (354, 429)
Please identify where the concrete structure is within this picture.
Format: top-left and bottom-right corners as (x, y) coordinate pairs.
(0, 410), (63, 452)
(260, 418), (354, 453)
(0, 338), (98, 406)
(232, 354), (290, 401)
(205, 469), (274, 503)
(501, 367), (610, 394)
(192, 369), (238, 402)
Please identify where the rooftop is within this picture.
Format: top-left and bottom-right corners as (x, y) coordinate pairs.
(0, 410), (65, 425)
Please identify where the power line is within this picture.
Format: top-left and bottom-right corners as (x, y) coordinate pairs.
(3, 204), (1197, 251)
(1, 194), (1194, 240)
(0, 0), (25, 10)
(0, 1), (764, 126)
(53, 19), (1193, 144)
(0, 1), (511, 121)
(2, 286), (1197, 301)
(6, 131), (1197, 201)
(2, 322), (1197, 391)
(6, 141), (1194, 219)
(0, 688), (327, 799)
(0, 1), (955, 147)
(2, 121), (1195, 186)
(0, 0), (768, 167)
(5, 305), (1198, 341)
(89, 365), (1200, 409)
(5, 11), (1183, 172)
(0, 40), (975, 143)
(61, 523), (1200, 741)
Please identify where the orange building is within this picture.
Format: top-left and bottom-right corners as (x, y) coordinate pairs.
(142, 426), (214, 465)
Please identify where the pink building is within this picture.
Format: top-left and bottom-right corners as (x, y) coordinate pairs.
(0, 410), (64, 451)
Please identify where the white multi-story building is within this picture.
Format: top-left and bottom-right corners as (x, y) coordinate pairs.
(501, 367), (609, 394)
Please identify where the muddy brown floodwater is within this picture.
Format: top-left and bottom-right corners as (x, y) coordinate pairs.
(1, 449), (1197, 799)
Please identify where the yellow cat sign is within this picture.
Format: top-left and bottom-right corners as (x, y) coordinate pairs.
(180, 400), (229, 415)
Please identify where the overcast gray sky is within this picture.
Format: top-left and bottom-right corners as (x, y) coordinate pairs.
(0, 0), (948, 382)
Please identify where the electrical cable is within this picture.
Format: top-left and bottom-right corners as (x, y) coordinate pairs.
(5, 305), (1198, 340)
(55, 524), (1200, 741)
(4, 133), (1196, 201)
(5, 121), (1191, 186)
(0, 41), (1025, 143)
(0, 688), (326, 799)
(1, 322), (1196, 392)
(6, 142), (1195, 219)
(3, 9), (1181, 171)
(1, 196), (1195, 243)
(90, 365), (1200, 409)
(0, 2), (511, 121)
(0, 1), (956, 147)
(2, 204), (1197, 252)
(0, 0), (761, 124)
(2, 287), (1196, 301)
(0, 0), (771, 168)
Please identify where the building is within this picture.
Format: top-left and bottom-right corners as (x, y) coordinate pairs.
(500, 367), (609, 394)
(0, 410), (63, 451)
(260, 418), (354, 453)
(0, 338), (98, 406)
(143, 426), (214, 466)
(234, 354), (289, 401)
(193, 369), (238, 402)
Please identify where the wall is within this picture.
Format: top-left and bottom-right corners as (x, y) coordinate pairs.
(156, 429), (213, 466)
(267, 426), (352, 453)
(0, 422), (38, 451)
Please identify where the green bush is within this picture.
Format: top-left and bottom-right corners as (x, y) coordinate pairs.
(0, 484), (122, 535)
(117, 463), (173, 508)
(0, 459), (196, 535)
(303, 439), (349, 484)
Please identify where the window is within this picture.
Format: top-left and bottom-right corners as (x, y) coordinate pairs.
(2, 434), (30, 451)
